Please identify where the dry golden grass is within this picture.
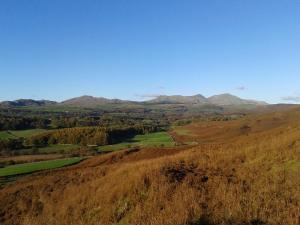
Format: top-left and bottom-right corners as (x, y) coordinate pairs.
(0, 107), (299, 225)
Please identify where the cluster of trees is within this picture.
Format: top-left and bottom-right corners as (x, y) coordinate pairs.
(25, 125), (161, 147)
(0, 111), (170, 130)
(50, 115), (170, 129)
(0, 116), (50, 130)
(0, 139), (24, 155)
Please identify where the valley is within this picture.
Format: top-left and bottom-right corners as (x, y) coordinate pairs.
(0, 96), (299, 225)
(2, 1), (299, 224)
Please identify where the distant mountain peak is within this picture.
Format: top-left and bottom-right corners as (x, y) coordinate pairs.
(147, 93), (268, 106)
(60, 95), (130, 107)
(148, 94), (208, 104)
(208, 93), (268, 106)
(0, 99), (57, 107)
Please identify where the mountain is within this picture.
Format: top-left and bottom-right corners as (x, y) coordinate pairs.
(60, 95), (132, 107)
(0, 99), (57, 107)
(147, 93), (267, 106)
(207, 93), (268, 106)
(0, 94), (268, 109)
(147, 94), (208, 104)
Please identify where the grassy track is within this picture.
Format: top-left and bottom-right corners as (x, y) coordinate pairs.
(0, 129), (47, 140)
(99, 132), (175, 152)
(0, 157), (83, 177)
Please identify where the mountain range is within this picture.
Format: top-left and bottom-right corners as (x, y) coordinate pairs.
(147, 93), (267, 105)
(0, 94), (268, 108)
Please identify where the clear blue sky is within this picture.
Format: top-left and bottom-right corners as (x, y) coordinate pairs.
(0, 0), (300, 103)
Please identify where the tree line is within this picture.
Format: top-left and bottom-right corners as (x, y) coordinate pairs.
(0, 116), (50, 130)
(25, 125), (161, 147)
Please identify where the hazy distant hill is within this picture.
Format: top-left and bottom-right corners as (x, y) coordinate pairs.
(147, 93), (268, 106)
(0, 99), (57, 107)
(147, 94), (208, 104)
(60, 95), (132, 107)
(0, 93), (268, 109)
(207, 93), (268, 106)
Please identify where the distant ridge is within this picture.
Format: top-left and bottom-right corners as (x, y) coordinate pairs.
(147, 93), (268, 106)
(207, 93), (268, 106)
(0, 93), (268, 108)
(147, 94), (208, 104)
(0, 99), (57, 107)
(60, 95), (132, 107)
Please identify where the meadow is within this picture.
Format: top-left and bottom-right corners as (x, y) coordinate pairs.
(0, 157), (83, 177)
(30, 144), (80, 154)
(99, 132), (175, 152)
(0, 129), (47, 140)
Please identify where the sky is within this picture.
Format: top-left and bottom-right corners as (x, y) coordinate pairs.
(0, 0), (300, 104)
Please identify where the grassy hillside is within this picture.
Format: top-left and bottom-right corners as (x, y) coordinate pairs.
(32, 144), (80, 154)
(0, 129), (47, 140)
(0, 108), (299, 225)
(99, 132), (175, 152)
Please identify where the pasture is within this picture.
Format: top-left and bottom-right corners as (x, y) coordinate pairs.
(99, 132), (175, 152)
(37, 144), (80, 154)
(0, 129), (47, 140)
(0, 157), (83, 177)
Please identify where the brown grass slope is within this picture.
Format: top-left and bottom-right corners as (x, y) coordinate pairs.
(0, 108), (300, 225)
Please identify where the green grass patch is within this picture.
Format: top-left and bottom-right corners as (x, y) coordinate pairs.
(0, 157), (83, 177)
(0, 129), (47, 140)
(37, 144), (80, 154)
(99, 132), (175, 152)
(285, 160), (300, 171)
(0, 131), (15, 140)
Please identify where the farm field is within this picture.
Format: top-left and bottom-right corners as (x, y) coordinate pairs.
(99, 132), (175, 152)
(0, 154), (64, 165)
(0, 129), (47, 140)
(0, 157), (83, 177)
(35, 144), (80, 154)
(12, 144), (81, 155)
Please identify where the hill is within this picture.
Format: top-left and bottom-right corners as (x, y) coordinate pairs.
(60, 95), (133, 107)
(207, 93), (267, 106)
(147, 93), (268, 106)
(147, 94), (208, 104)
(0, 107), (299, 225)
(0, 99), (57, 107)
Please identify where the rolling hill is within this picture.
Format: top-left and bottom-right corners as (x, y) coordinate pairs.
(60, 95), (133, 107)
(207, 93), (267, 106)
(147, 94), (208, 104)
(0, 99), (57, 107)
(0, 106), (299, 225)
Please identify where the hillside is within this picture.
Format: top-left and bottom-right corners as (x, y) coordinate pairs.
(0, 107), (299, 225)
(0, 99), (57, 107)
(148, 94), (208, 104)
(60, 95), (132, 107)
(207, 93), (267, 106)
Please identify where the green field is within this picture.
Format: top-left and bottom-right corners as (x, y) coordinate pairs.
(0, 157), (83, 177)
(36, 144), (80, 154)
(99, 132), (175, 152)
(0, 129), (47, 140)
